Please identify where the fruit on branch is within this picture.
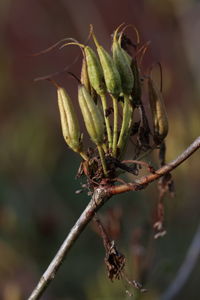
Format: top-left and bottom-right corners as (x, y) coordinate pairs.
(57, 87), (88, 160)
(148, 77), (168, 144)
(112, 24), (134, 95)
(92, 29), (122, 97)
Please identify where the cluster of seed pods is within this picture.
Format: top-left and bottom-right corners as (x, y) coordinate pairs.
(56, 24), (168, 178)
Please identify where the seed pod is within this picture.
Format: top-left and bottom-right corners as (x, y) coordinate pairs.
(80, 55), (98, 104)
(78, 85), (104, 145)
(131, 42), (150, 106)
(57, 87), (82, 153)
(92, 31), (122, 96)
(80, 56), (91, 92)
(148, 78), (168, 143)
(84, 46), (106, 96)
(61, 41), (106, 96)
(112, 25), (134, 94)
(80, 45), (111, 148)
(131, 59), (142, 106)
(122, 48), (132, 65)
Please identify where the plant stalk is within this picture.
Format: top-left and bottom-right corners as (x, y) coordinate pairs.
(111, 95), (119, 157)
(100, 93), (112, 150)
(97, 145), (108, 176)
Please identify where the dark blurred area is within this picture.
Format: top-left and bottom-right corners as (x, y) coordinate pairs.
(0, 0), (200, 299)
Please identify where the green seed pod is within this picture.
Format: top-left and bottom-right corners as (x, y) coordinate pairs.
(92, 31), (122, 96)
(57, 87), (83, 153)
(80, 55), (98, 104)
(78, 85), (104, 145)
(148, 78), (168, 143)
(122, 48), (132, 65)
(80, 56), (91, 92)
(112, 25), (134, 94)
(84, 46), (106, 96)
(61, 41), (106, 96)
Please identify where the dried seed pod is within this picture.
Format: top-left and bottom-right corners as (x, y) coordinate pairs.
(92, 30), (122, 96)
(131, 42), (150, 106)
(131, 59), (142, 106)
(148, 78), (168, 143)
(57, 87), (83, 153)
(78, 84), (104, 146)
(112, 25), (134, 95)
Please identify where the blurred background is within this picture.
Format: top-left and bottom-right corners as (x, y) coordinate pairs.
(0, 0), (200, 299)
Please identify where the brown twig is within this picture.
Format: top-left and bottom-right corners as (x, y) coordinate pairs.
(28, 136), (200, 300)
(108, 136), (200, 195)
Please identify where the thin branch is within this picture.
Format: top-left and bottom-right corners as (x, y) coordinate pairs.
(28, 136), (200, 300)
(161, 223), (200, 300)
(28, 188), (110, 300)
(108, 136), (200, 195)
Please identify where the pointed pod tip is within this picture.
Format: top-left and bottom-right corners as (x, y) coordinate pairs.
(113, 23), (125, 42)
(91, 29), (100, 48)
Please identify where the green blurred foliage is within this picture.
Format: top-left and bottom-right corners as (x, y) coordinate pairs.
(0, 0), (199, 299)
